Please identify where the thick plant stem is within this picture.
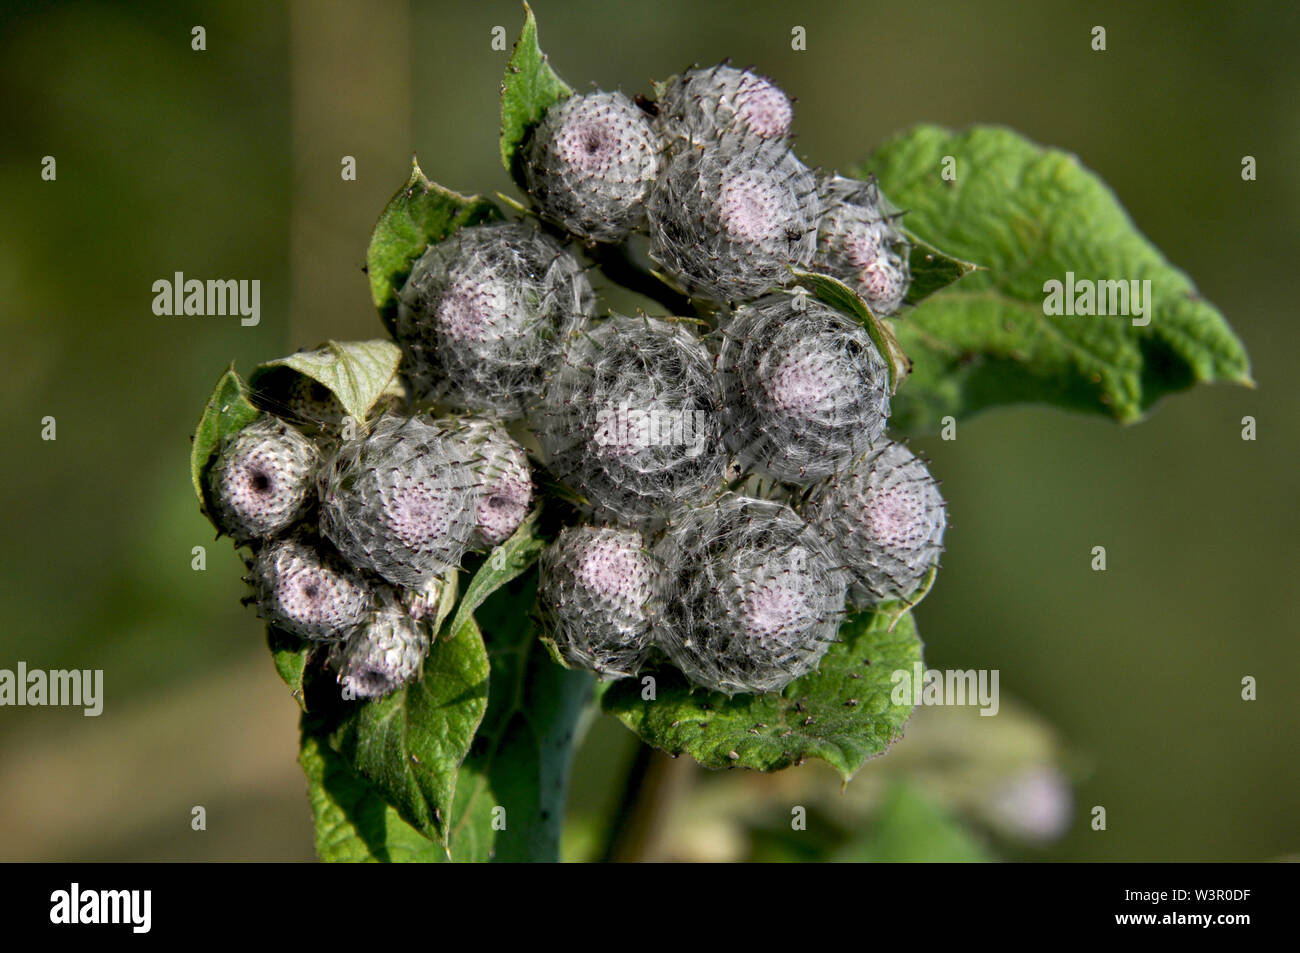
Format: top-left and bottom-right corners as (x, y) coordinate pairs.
(600, 744), (695, 862)
(584, 242), (694, 316)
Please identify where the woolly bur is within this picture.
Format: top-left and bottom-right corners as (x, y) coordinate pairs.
(653, 496), (848, 695)
(534, 315), (727, 526)
(815, 174), (912, 316)
(318, 414), (481, 588)
(395, 221), (594, 417)
(250, 532), (371, 642)
(524, 91), (661, 243)
(647, 133), (820, 301)
(537, 526), (660, 679)
(802, 439), (946, 608)
(656, 64), (794, 142)
(207, 415), (319, 542)
(716, 292), (890, 484)
(328, 590), (430, 699)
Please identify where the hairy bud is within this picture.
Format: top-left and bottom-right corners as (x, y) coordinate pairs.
(251, 532), (371, 642)
(653, 496), (847, 695)
(657, 64), (794, 142)
(538, 526), (659, 679)
(396, 221), (594, 417)
(647, 134), (819, 301)
(207, 416), (319, 542)
(802, 439), (946, 608)
(716, 292), (890, 483)
(433, 414), (534, 548)
(524, 91), (661, 242)
(318, 414), (481, 588)
(329, 590), (430, 699)
(815, 175), (912, 315)
(534, 315), (727, 526)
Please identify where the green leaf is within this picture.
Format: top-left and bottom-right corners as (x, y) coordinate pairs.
(267, 626), (312, 712)
(861, 125), (1253, 431)
(319, 618), (490, 845)
(500, 1), (572, 186)
(831, 782), (991, 862)
(446, 507), (548, 641)
(602, 608), (924, 780)
(366, 157), (501, 333)
(903, 230), (981, 305)
(791, 270), (910, 393)
(300, 730), (445, 862)
(189, 365), (260, 504)
(251, 340), (402, 423)
(444, 574), (593, 862)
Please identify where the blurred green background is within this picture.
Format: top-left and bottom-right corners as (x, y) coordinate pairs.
(1, 0), (1295, 861)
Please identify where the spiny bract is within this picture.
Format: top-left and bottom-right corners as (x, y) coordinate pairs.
(524, 91), (661, 243)
(207, 415), (319, 542)
(328, 590), (430, 699)
(395, 221), (594, 418)
(716, 291), (890, 483)
(537, 525), (660, 679)
(653, 496), (848, 695)
(656, 64), (794, 143)
(534, 315), (728, 526)
(802, 438), (946, 608)
(647, 132), (820, 302)
(318, 413), (482, 588)
(251, 531), (371, 642)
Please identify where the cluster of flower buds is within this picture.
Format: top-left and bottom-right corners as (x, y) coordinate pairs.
(205, 402), (533, 698)
(205, 61), (942, 701)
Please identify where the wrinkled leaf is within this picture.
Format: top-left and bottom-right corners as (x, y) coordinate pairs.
(446, 507), (547, 640)
(190, 365), (260, 504)
(318, 618), (490, 844)
(267, 626), (312, 712)
(251, 340), (402, 424)
(367, 157), (500, 332)
(904, 230), (981, 305)
(500, 1), (572, 186)
(862, 125), (1253, 431)
(603, 608), (924, 780)
(301, 730), (445, 862)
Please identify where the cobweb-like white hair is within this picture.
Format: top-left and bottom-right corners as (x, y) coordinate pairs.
(802, 438), (946, 608)
(395, 221), (594, 418)
(524, 91), (662, 243)
(653, 495), (848, 695)
(537, 525), (660, 679)
(716, 291), (890, 484)
(534, 315), (728, 527)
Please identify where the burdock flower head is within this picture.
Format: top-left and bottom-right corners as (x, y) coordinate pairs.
(802, 438), (946, 608)
(395, 221), (594, 417)
(318, 413), (482, 588)
(534, 315), (727, 526)
(647, 132), (819, 302)
(250, 531), (371, 642)
(716, 291), (890, 484)
(656, 64), (794, 143)
(207, 415), (319, 542)
(537, 525), (660, 679)
(524, 91), (662, 243)
(653, 496), (848, 695)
